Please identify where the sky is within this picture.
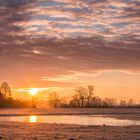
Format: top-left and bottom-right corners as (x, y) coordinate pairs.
(0, 0), (140, 101)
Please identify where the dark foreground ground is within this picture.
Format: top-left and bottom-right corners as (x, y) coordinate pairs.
(0, 108), (140, 140)
(0, 123), (140, 140)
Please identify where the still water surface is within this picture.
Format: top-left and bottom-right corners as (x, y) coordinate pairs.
(0, 115), (140, 126)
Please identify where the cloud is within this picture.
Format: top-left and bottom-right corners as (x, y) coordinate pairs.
(0, 0), (140, 84)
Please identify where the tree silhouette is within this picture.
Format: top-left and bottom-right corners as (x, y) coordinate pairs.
(87, 85), (95, 107)
(74, 86), (88, 108)
(0, 82), (12, 99)
(48, 92), (61, 108)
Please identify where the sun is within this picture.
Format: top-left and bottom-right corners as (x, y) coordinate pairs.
(29, 88), (39, 96)
(29, 116), (37, 123)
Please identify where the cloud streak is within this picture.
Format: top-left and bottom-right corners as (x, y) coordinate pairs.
(0, 0), (140, 85)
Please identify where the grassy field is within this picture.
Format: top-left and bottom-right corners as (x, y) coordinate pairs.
(0, 122), (140, 140)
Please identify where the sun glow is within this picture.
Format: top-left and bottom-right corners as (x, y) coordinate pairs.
(29, 116), (37, 123)
(29, 88), (39, 95)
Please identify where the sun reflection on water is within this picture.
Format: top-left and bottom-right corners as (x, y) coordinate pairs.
(29, 116), (37, 123)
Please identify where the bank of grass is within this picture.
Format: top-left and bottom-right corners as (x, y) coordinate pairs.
(0, 122), (139, 140)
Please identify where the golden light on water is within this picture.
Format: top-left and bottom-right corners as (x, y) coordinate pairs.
(29, 88), (39, 96)
(29, 116), (37, 123)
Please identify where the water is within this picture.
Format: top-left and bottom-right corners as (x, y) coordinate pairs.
(0, 115), (140, 126)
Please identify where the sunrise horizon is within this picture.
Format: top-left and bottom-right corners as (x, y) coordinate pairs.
(0, 0), (140, 107)
(0, 0), (140, 139)
(0, 69), (138, 103)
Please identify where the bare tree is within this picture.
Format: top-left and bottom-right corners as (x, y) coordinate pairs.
(0, 82), (12, 99)
(70, 93), (80, 108)
(87, 85), (95, 107)
(74, 86), (87, 108)
(128, 98), (134, 106)
(102, 98), (116, 107)
(120, 100), (127, 107)
(90, 96), (102, 107)
(48, 92), (60, 108)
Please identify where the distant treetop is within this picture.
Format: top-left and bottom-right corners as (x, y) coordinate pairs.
(0, 82), (12, 99)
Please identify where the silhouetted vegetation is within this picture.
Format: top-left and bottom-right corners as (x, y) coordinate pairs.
(0, 82), (37, 108)
(0, 92), (33, 108)
(0, 82), (139, 108)
(47, 85), (140, 108)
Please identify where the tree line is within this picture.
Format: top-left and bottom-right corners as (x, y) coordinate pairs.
(47, 85), (140, 108)
(0, 92), (33, 108)
(0, 82), (35, 108)
(0, 83), (139, 108)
